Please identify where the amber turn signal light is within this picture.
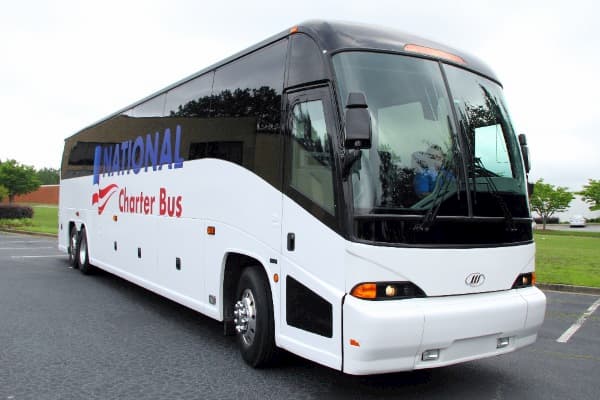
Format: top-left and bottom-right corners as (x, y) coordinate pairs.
(512, 272), (536, 289)
(350, 283), (377, 299)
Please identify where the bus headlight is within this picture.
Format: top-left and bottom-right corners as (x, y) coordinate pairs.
(350, 281), (426, 300)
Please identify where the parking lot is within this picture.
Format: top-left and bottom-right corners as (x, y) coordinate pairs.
(542, 224), (600, 233)
(1, 231), (599, 399)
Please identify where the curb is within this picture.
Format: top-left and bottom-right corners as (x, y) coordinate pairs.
(537, 283), (600, 296)
(0, 228), (58, 238)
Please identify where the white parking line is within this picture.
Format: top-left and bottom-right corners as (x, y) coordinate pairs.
(0, 240), (52, 244)
(557, 297), (600, 343)
(11, 255), (65, 259)
(0, 247), (55, 250)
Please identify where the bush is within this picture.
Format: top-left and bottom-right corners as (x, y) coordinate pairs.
(533, 216), (559, 224)
(0, 205), (34, 219)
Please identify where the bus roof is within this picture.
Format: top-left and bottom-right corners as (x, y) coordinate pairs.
(296, 20), (499, 83)
(66, 20), (500, 141)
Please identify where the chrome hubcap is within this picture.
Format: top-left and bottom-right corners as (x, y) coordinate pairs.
(234, 289), (256, 346)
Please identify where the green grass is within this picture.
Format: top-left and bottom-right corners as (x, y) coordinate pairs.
(534, 232), (600, 287)
(0, 204), (58, 235)
(534, 229), (600, 239)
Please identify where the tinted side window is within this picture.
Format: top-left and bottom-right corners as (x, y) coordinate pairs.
(61, 39), (288, 188)
(132, 94), (166, 117)
(61, 113), (165, 179)
(210, 39), (287, 188)
(290, 100), (335, 214)
(287, 34), (327, 88)
(165, 72), (217, 163)
(212, 40), (286, 133)
(165, 72), (214, 118)
(61, 141), (104, 179)
(67, 142), (102, 166)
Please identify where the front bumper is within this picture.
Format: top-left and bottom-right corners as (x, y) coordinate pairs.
(342, 287), (546, 375)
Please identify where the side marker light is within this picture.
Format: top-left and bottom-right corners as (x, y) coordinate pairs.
(422, 349), (440, 361)
(404, 44), (466, 65)
(350, 339), (360, 347)
(497, 337), (510, 349)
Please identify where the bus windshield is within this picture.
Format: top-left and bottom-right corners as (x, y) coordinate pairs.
(332, 52), (530, 244)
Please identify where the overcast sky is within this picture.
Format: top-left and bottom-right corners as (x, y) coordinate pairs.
(1, 0), (598, 191)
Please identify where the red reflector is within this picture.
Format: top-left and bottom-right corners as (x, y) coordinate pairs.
(404, 44), (466, 65)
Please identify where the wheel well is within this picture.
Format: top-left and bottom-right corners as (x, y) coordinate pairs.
(222, 253), (268, 332)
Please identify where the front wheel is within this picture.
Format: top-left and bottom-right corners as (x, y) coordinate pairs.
(233, 267), (277, 367)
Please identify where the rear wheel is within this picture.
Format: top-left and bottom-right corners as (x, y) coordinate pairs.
(234, 267), (277, 367)
(77, 227), (94, 275)
(68, 226), (79, 268)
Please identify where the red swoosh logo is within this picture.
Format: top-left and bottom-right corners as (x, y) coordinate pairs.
(92, 184), (119, 215)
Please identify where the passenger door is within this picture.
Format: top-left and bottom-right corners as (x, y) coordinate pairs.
(279, 87), (345, 370)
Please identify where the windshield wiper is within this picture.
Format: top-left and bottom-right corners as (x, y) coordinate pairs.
(472, 157), (517, 232)
(413, 118), (463, 232)
(413, 159), (455, 232)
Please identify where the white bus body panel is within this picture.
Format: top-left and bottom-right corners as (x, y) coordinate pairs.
(343, 287), (546, 375)
(59, 158), (545, 375)
(341, 241), (544, 374)
(279, 196), (346, 370)
(59, 159), (283, 323)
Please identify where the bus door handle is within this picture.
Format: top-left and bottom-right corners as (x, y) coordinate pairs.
(287, 233), (295, 251)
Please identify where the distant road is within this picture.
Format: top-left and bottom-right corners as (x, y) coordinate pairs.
(540, 224), (600, 233)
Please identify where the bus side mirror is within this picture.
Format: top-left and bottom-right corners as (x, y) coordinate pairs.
(344, 92), (372, 149)
(518, 133), (531, 173)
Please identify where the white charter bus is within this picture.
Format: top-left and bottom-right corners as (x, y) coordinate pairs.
(59, 21), (546, 375)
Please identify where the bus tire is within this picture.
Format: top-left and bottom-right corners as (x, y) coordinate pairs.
(68, 226), (79, 268)
(77, 227), (94, 275)
(234, 266), (277, 367)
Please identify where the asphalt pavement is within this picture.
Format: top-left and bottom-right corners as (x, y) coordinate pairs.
(1, 231), (598, 399)
(540, 224), (600, 233)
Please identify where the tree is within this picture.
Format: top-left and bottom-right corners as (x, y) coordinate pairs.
(530, 179), (574, 229)
(36, 167), (60, 185)
(0, 159), (41, 203)
(0, 184), (8, 202)
(578, 179), (600, 211)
